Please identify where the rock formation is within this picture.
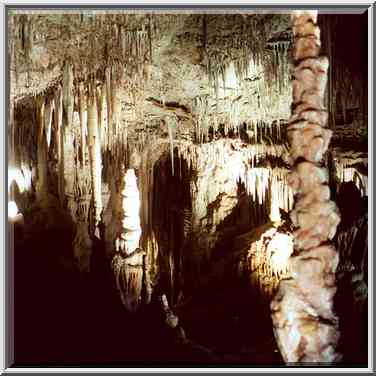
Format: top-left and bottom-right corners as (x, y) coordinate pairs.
(270, 11), (342, 363)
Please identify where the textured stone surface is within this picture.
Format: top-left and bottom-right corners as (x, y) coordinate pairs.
(270, 11), (341, 364)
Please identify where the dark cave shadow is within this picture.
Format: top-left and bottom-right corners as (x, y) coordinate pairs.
(209, 178), (270, 264)
(145, 152), (283, 362)
(174, 177), (281, 360)
(150, 150), (193, 307)
(333, 181), (368, 366)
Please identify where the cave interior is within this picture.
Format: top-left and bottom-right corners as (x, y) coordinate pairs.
(7, 9), (368, 367)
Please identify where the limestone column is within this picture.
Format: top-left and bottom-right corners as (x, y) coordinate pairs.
(270, 11), (341, 363)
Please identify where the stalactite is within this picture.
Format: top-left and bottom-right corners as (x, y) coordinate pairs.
(20, 15), (33, 85)
(148, 14), (153, 64)
(269, 175), (282, 223)
(35, 95), (48, 203)
(166, 116), (176, 175)
(333, 155), (368, 197)
(62, 60), (74, 131)
(87, 78), (103, 237)
(179, 139), (292, 236)
(78, 81), (86, 166)
(271, 11), (341, 364)
(96, 84), (105, 150)
(9, 16), (17, 89)
(53, 85), (65, 205)
(105, 65), (112, 150)
(44, 97), (53, 151)
(111, 65), (120, 147)
(202, 15), (292, 136)
(9, 97), (15, 169)
(241, 225), (294, 299)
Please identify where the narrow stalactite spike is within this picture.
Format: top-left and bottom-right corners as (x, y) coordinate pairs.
(105, 65), (112, 151)
(78, 81), (86, 166)
(87, 79), (103, 237)
(44, 97), (53, 150)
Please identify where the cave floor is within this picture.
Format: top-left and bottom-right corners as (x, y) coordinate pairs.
(13, 223), (284, 367)
(11, 211), (368, 368)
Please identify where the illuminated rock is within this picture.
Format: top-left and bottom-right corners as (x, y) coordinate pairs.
(271, 10), (341, 364)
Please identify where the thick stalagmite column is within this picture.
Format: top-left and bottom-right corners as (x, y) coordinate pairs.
(112, 168), (144, 313)
(87, 79), (103, 237)
(117, 169), (142, 255)
(270, 11), (341, 363)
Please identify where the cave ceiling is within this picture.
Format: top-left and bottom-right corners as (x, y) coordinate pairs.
(9, 11), (293, 142)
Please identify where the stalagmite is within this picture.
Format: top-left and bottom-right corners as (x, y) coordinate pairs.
(117, 169), (142, 256)
(72, 173), (93, 272)
(162, 294), (179, 328)
(112, 168), (143, 313)
(271, 11), (341, 363)
(87, 79), (103, 237)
